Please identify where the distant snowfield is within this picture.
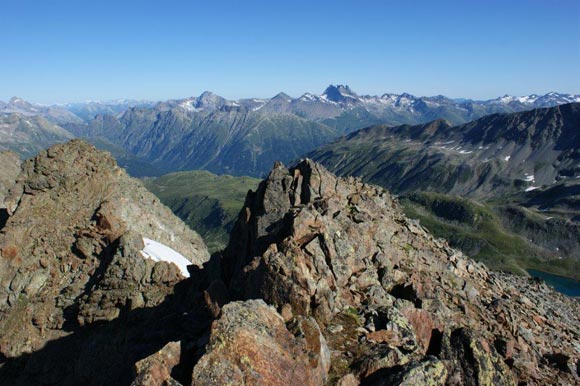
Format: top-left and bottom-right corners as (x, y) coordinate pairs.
(140, 237), (191, 278)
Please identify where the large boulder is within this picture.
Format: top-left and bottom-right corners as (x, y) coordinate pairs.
(191, 300), (330, 386)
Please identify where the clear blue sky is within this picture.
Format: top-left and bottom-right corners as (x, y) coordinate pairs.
(2, 0), (579, 103)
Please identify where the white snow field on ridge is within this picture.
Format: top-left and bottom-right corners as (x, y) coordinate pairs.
(140, 237), (191, 278)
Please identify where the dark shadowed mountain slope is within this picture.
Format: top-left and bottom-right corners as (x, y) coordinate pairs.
(308, 104), (580, 276)
(309, 103), (580, 198)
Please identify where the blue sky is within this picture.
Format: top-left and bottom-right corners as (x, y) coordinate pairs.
(1, 0), (579, 103)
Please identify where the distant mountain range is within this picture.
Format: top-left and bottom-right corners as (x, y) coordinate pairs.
(43, 86), (580, 176)
(2, 85), (579, 126)
(0, 97), (83, 125)
(0, 97), (154, 124)
(1, 86), (579, 177)
(0, 113), (74, 158)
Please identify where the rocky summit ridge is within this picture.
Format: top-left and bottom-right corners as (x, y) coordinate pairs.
(210, 159), (579, 385)
(0, 141), (578, 385)
(0, 140), (208, 385)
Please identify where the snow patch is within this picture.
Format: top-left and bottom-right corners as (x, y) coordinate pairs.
(525, 186), (539, 192)
(504, 156), (511, 162)
(140, 238), (191, 278)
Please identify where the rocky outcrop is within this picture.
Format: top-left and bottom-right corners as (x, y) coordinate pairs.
(0, 150), (20, 230)
(0, 150), (20, 209)
(0, 140), (209, 385)
(132, 341), (182, 386)
(218, 159), (579, 385)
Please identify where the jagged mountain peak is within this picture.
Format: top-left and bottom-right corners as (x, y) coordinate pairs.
(8, 96), (27, 104)
(7, 97), (36, 110)
(195, 91), (226, 109)
(322, 84), (359, 103)
(271, 91), (292, 101)
(206, 158), (579, 385)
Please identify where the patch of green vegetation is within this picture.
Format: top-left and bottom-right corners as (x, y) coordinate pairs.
(143, 170), (260, 252)
(344, 306), (363, 326)
(401, 192), (579, 278)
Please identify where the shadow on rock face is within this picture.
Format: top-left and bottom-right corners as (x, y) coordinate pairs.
(0, 208), (8, 231)
(0, 257), (222, 386)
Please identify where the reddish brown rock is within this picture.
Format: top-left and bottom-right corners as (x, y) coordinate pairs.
(191, 300), (329, 386)
(132, 341), (182, 386)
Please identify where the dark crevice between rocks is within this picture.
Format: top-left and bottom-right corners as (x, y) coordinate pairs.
(295, 164), (312, 205)
(388, 283), (422, 308)
(449, 328), (478, 382)
(170, 342), (196, 386)
(360, 365), (404, 386)
(318, 234), (337, 286)
(426, 328), (444, 357)
(0, 208), (8, 231)
(543, 353), (572, 373)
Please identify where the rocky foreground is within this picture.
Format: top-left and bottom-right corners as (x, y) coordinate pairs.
(0, 141), (578, 385)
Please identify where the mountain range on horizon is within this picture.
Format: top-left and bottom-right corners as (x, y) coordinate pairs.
(3, 85), (576, 178)
(2, 85), (580, 124)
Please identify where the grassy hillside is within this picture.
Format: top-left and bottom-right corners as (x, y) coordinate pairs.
(401, 192), (580, 279)
(143, 170), (259, 252)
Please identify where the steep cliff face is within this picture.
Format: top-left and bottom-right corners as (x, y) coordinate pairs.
(0, 140), (209, 385)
